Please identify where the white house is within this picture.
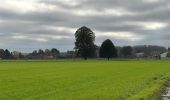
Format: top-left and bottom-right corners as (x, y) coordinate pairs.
(160, 52), (169, 59)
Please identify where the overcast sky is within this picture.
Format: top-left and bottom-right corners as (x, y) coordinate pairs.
(0, 0), (170, 52)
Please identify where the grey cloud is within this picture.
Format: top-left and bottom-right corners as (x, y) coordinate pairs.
(0, 0), (170, 52)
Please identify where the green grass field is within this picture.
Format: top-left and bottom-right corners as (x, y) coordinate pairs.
(0, 60), (170, 100)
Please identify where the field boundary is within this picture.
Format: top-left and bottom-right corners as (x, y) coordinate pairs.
(126, 75), (170, 100)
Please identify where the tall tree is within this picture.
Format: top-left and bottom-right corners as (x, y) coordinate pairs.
(51, 48), (60, 58)
(0, 49), (5, 59)
(75, 26), (96, 60)
(18, 53), (24, 59)
(38, 49), (44, 55)
(38, 49), (44, 59)
(44, 49), (51, 56)
(99, 39), (117, 60)
(31, 50), (38, 56)
(121, 46), (133, 57)
(4, 49), (12, 59)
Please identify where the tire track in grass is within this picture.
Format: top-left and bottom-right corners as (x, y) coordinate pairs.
(126, 73), (170, 100)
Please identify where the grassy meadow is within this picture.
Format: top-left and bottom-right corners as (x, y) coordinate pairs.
(0, 60), (170, 100)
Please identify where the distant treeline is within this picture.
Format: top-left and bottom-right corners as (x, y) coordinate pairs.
(0, 45), (168, 60)
(0, 26), (169, 60)
(0, 48), (60, 59)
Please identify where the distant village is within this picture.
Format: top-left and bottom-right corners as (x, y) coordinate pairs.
(0, 45), (170, 60)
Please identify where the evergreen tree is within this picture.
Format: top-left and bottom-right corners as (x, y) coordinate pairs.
(99, 39), (117, 60)
(75, 26), (96, 60)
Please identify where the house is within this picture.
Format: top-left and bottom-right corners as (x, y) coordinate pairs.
(43, 55), (54, 59)
(135, 52), (145, 58)
(160, 52), (169, 59)
(59, 51), (75, 58)
(150, 51), (161, 59)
